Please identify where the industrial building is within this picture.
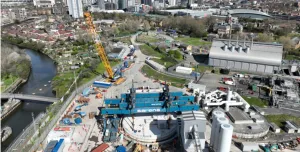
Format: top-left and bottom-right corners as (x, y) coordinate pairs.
(285, 121), (298, 133)
(209, 39), (283, 74)
(145, 59), (166, 72)
(122, 114), (178, 144)
(228, 9), (271, 20)
(202, 88), (250, 112)
(269, 122), (281, 133)
(180, 111), (206, 152)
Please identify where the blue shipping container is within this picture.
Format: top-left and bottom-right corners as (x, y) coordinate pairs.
(44, 140), (58, 152)
(52, 139), (65, 152)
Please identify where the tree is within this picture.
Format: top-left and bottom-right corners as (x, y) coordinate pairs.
(112, 27), (120, 37)
(255, 33), (273, 42)
(143, 20), (151, 31)
(278, 36), (293, 52)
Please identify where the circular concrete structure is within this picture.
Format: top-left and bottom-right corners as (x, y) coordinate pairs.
(122, 115), (177, 143)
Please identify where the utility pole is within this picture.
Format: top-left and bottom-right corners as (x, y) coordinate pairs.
(73, 71), (78, 94)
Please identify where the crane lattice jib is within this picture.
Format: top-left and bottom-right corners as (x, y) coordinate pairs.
(84, 12), (114, 79)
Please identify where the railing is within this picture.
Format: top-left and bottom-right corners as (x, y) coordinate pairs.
(5, 112), (45, 152)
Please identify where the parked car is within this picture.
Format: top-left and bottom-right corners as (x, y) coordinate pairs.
(234, 73), (245, 78)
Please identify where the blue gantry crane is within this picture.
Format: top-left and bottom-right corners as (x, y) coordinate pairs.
(99, 81), (200, 142)
(99, 81), (199, 115)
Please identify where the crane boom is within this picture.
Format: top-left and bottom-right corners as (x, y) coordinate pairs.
(84, 12), (114, 79)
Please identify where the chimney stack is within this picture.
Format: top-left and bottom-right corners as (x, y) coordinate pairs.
(231, 45), (235, 52)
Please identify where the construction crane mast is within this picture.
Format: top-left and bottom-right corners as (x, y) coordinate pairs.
(84, 12), (114, 79)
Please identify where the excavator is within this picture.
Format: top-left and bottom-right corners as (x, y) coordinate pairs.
(84, 12), (125, 85)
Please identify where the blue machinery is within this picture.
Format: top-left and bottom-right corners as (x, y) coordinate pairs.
(100, 82), (200, 142)
(100, 82), (200, 115)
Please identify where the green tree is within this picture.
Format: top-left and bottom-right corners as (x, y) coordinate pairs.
(278, 36), (293, 52)
(255, 33), (273, 42)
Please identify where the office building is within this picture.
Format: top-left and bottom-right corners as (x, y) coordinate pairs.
(67, 0), (83, 18)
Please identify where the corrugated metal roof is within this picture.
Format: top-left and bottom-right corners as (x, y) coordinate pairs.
(209, 39), (283, 65)
(229, 9), (271, 17)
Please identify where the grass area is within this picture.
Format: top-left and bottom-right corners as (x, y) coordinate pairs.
(141, 65), (187, 88)
(53, 61), (121, 97)
(113, 37), (132, 44)
(194, 65), (214, 73)
(265, 114), (300, 128)
(242, 96), (268, 108)
(175, 37), (212, 46)
(1, 75), (18, 92)
(285, 55), (300, 61)
(152, 57), (177, 68)
(137, 34), (159, 43)
(140, 45), (163, 57)
(95, 61), (120, 73)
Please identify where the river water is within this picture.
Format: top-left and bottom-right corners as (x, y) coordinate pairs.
(1, 49), (57, 151)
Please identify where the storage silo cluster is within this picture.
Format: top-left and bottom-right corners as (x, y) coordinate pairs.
(210, 110), (234, 152)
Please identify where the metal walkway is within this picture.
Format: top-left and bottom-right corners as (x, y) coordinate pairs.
(0, 93), (58, 103)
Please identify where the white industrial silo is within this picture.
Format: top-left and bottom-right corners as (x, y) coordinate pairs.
(217, 124), (233, 152)
(213, 117), (229, 152)
(210, 110), (225, 147)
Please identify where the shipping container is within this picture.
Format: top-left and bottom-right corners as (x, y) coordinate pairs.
(44, 140), (58, 152)
(52, 139), (65, 152)
(93, 81), (112, 88)
(175, 66), (193, 74)
(92, 143), (109, 152)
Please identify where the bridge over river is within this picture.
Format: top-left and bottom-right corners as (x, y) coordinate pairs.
(1, 93), (58, 103)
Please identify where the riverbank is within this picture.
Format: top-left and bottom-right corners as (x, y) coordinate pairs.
(1, 43), (31, 93)
(1, 99), (21, 121)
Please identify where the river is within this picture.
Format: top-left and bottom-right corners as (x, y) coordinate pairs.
(1, 49), (57, 151)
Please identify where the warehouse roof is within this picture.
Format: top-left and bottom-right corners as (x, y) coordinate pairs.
(209, 39), (283, 65)
(229, 9), (271, 17)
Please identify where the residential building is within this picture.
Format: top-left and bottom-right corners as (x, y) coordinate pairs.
(67, 0), (83, 18)
(105, 2), (118, 10)
(7, 8), (28, 20)
(98, 0), (105, 9)
(208, 39), (283, 74)
(33, 0), (55, 7)
(118, 0), (127, 9)
(52, 0), (66, 15)
(141, 0), (152, 6)
(291, 37), (300, 50)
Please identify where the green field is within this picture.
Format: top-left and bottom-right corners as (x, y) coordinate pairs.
(194, 65), (214, 73)
(152, 57), (177, 68)
(285, 55), (300, 61)
(95, 61), (120, 73)
(175, 37), (212, 46)
(113, 37), (132, 44)
(265, 114), (300, 128)
(141, 65), (187, 87)
(242, 96), (268, 108)
(137, 34), (159, 43)
(140, 45), (163, 57)
(1, 75), (18, 92)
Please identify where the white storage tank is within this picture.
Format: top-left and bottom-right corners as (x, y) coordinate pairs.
(175, 66), (193, 74)
(210, 110), (225, 147)
(217, 124), (233, 152)
(214, 117), (229, 152)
